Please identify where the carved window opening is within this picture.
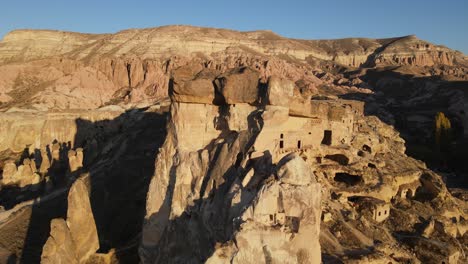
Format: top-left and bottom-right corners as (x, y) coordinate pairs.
(322, 130), (332, 145)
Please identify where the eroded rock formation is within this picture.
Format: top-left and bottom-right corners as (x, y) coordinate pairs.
(41, 175), (99, 263)
(140, 65), (467, 263)
(0, 25), (466, 264)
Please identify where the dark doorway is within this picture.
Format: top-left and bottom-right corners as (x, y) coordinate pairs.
(334, 173), (362, 186)
(297, 140), (301, 149)
(322, 130), (332, 145)
(280, 140), (284, 149)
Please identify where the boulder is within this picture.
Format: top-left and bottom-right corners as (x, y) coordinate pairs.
(267, 76), (294, 107)
(214, 67), (259, 104)
(170, 66), (217, 104)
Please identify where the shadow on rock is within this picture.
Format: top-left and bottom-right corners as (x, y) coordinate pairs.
(340, 69), (468, 187)
(1, 107), (168, 263)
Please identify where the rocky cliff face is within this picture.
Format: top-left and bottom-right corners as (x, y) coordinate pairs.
(140, 65), (467, 263)
(0, 25), (466, 264)
(0, 26), (465, 111)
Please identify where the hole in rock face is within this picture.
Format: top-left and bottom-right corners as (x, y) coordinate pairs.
(347, 196), (361, 203)
(334, 173), (362, 186)
(368, 163), (376, 168)
(406, 189), (413, 199)
(321, 130), (332, 145)
(280, 140), (284, 149)
(324, 154), (349, 165)
(297, 140), (301, 149)
(362, 144), (372, 153)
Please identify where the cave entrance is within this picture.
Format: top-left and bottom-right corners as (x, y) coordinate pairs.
(324, 154), (349, 165)
(322, 130), (332, 145)
(334, 173), (362, 186)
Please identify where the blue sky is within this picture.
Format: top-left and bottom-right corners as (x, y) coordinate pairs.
(1, 0), (467, 54)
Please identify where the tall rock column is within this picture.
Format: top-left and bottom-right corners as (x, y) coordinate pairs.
(41, 175), (99, 263)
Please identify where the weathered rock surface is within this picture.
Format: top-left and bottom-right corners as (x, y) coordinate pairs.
(267, 76), (294, 107)
(170, 66), (217, 104)
(140, 62), (467, 263)
(214, 67), (260, 104)
(66, 176), (99, 262)
(0, 246), (15, 264)
(41, 175), (99, 263)
(0, 25), (466, 264)
(0, 110), (123, 152)
(2, 26), (462, 111)
(41, 219), (78, 264)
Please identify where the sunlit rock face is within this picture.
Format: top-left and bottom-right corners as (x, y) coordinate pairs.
(140, 67), (323, 263)
(1, 26), (464, 112)
(0, 25), (466, 264)
(140, 61), (467, 263)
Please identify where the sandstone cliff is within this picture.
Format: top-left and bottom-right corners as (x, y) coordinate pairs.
(0, 25), (466, 264)
(140, 66), (467, 263)
(0, 26), (465, 111)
